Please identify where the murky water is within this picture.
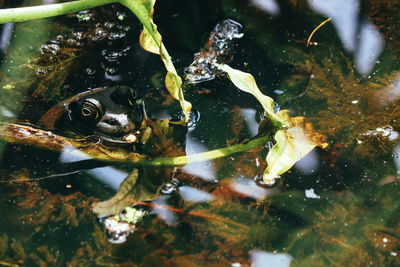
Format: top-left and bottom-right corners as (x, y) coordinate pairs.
(0, 0), (399, 266)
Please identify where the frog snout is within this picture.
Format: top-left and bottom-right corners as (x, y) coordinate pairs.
(96, 113), (135, 136)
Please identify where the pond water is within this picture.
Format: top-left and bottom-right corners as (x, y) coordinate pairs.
(0, 0), (399, 266)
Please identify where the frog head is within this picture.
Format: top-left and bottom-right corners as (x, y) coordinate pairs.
(39, 86), (146, 142)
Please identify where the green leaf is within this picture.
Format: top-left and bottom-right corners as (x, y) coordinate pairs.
(121, 0), (191, 123)
(263, 111), (328, 185)
(216, 63), (286, 127)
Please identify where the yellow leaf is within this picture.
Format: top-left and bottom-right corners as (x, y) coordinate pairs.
(263, 115), (328, 185)
(216, 64), (285, 127)
(165, 71), (192, 122)
(139, 26), (160, 54)
(165, 71), (181, 99)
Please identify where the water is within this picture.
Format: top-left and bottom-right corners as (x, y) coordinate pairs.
(0, 0), (400, 266)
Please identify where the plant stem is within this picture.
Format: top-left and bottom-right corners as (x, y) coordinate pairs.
(0, 123), (271, 167)
(120, 0), (190, 123)
(130, 135), (272, 167)
(0, 0), (117, 23)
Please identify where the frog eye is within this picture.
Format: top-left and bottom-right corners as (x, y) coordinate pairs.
(81, 98), (102, 120)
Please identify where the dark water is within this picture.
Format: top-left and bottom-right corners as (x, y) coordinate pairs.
(0, 0), (399, 266)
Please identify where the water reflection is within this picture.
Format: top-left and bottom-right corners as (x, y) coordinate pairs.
(42, 0), (58, 4)
(308, 0), (383, 75)
(305, 188), (320, 199)
(60, 146), (127, 190)
(393, 143), (400, 175)
(250, 250), (292, 267)
(178, 185), (214, 202)
(308, 0), (359, 52)
(294, 148), (319, 175)
(375, 74), (400, 106)
(0, 23), (13, 53)
(355, 19), (383, 75)
(230, 177), (272, 199)
(152, 196), (178, 225)
(0, 106), (14, 118)
(86, 167), (127, 191)
(183, 127), (217, 181)
(250, 0), (280, 16)
(241, 108), (259, 136)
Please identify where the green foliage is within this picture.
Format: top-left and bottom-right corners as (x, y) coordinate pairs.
(282, 186), (400, 266)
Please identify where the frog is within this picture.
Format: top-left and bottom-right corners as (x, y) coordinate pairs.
(34, 85), (187, 219)
(38, 85), (146, 144)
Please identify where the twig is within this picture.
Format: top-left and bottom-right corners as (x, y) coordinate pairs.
(307, 17), (332, 47)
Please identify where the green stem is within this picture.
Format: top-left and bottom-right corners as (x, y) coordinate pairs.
(119, 0), (175, 72)
(0, 0), (117, 23)
(1, 122), (271, 168)
(120, 0), (189, 122)
(122, 135), (272, 167)
(0, 0), (174, 71)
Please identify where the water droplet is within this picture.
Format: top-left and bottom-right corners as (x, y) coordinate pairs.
(161, 183), (176, 194)
(116, 12), (126, 21)
(86, 68), (95, 75)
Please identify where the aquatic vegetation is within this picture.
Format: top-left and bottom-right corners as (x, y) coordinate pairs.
(297, 47), (400, 159)
(216, 64), (327, 184)
(279, 187), (400, 266)
(0, 0), (399, 266)
(368, 0), (400, 54)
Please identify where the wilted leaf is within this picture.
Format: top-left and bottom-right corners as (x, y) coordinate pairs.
(263, 110), (328, 184)
(139, 26), (160, 54)
(216, 63), (285, 127)
(165, 71), (192, 118)
(217, 64), (328, 182)
(164, 71), (182, 99)
(91, 169), (158, 217)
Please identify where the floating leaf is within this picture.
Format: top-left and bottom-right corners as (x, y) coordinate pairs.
(263, 110), (328, 185)
(216, 63), (285, 127)
(92, 169), (158, 217)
